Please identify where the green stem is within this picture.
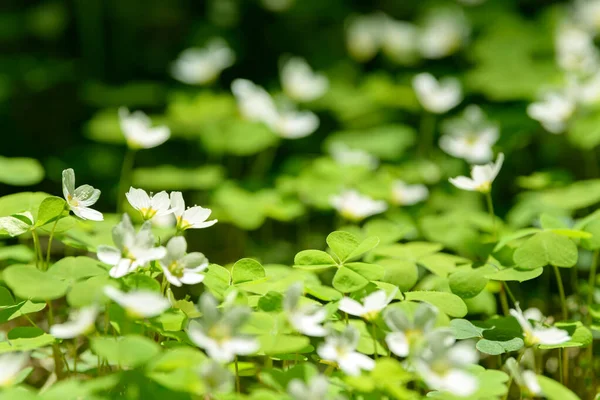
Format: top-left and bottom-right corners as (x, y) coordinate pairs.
(419, 112), (436, 156)
(499, 284), (510, 316)
(31, 230), (43, 270)
(503, 351), (526, 400)
(553, 265), (568, 320)
(503, 282), (517, 305)
(235, 356), (241, 393)
(45, 208), (66, 269)
(588, 250), (599, 320)
(48, 301), (65, 380)
(117, 148), (136, 213)
(485, 191), (497, 240)
(371, 322), (378, 360)
(559, 348), (564, 384)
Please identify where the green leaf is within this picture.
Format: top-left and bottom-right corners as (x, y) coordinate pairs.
(476, 337), (524, 355)
(48, 256), (107, 284)
(124, 273), (161, 292)
(377, 258), (418, 292)
(539, 322), (593, 349)
(259, 334), (311, 355)
(536, 375), (581, 400)
(35, 196), (66, 227)
(0, 192), (50, 219)
(332, 266), (370, 293)
(0, 245), (35, 262)
(0, 327), (54, 353)
(449, 268), (490, 299)
(293, 250), (336, 270)
(493, 228), (540, 252)
(345, 262), (385, 281)
(0, 299), (46, 324)
(232, 258), (266, 285)
(450, 319), (488, 339)
(4, 264), (69, 301)
(67, 276), (117, 307)
(485, 266), (544, 282)
(0, 157), (44, 186)
(258, 291), (283, 312)
(91, 335), (161, 368)
(0, 213), (34, 237)
(513, 231), (578, 269)
(404, 291), (468, 318)
(326, 231), (359, 262)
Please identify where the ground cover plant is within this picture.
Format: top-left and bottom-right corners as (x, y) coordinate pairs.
(3, 0), (600, 399)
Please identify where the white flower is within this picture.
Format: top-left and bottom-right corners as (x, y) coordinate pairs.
(339, 289), (396, 320)
(50, 306), (98, 339)
(505, 357), (543, 397)
(416, 361), (479, 397)
(575, 0), (600, 33)
(96, 214), (166, 278)
(159, 236), (208, 287)
(573, 71), (600, 105)
(392, 181), (429, 206)
(413, 73), (462, 114)
(555, 24), (598, 74)
(199, 361), (234, 393)
(329, 142), (379, 170)
(439, 105), (499, 164)
(317, 326), (375, 376)
(522, 370), (542, 396)
(510, 303), (571, 346)
(0, 353), (29, 387)
(126, 187), (173, 221)
(449, 153), (504, 193)
(171, 38), (235, 85)
(281, 57), (329, 102)
(187, 293), (259, 363)
(103, 286), (170, 318)
(330, 190), (387, 221)
(527, 91), (576, 134)
(170, 191), (217, 231)
(118, 107), (170, 149)
(62, 168), (103, 221)
(284, 283), (328, 337)
(384, 303), (439, 357)
(288, 375), (329, 400)
(346, 14), (385, 62)
(419, 8), (469, 59)
(381, 19), (420, 64)
(231, 79), (319, 139)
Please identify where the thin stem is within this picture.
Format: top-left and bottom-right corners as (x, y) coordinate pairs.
(371, 322), (378, 360)
(553, 265), (568, 320)
(418, 112), (436, 156)
(499, 284), (510, 316)
(117, 148), (136, 213)
(235, 356), (241, 393)
(503, 351), (526, 400)
(559, 348), (564, 384)
(485, 191), (497, 240)
(45, 208), (65, 269)
(588, 250), (599, 320)
(31, 230), (43, 269)
(47, 301), (65, 380)
(503, 282), (517, 305)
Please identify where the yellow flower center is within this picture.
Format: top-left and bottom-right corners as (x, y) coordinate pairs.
(140, 207), (158, 220)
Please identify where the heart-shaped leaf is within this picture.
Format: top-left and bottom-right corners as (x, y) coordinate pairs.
(513, 231), (578, 269)
(4, 264), (69, 301)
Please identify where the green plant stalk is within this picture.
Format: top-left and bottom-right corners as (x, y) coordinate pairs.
(371, 322), (378, 360)
(45, 206), (67, 269)
(503, 282), (517, 305)
(48, 301), (65, 380)
(559, 348), (564, 384)
(31, 230), (43, 269)
(235, 356), (241, 393)
(499, 284), (510, 316)
(117, 148), (137, 214)
(485, 191), (497, 241)
(502, 350), (526, 400)
(588, 250), (599, 319)
(553, 265), (568, 320)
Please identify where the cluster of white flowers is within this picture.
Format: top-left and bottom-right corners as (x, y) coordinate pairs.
(171, 38), (235, 85)
(413, 72), (462, 114)
(347, 9), (469, 64)
(330, 189), (387, 221)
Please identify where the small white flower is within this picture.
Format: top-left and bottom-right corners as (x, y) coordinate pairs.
(339, 289), (396, 320)
(419, 8), (469, 59)
(522, 370), (542, 396)
(62, 168), (103, 221)
(413, 73), (462, 114)
(504, 357), (543, 397)
(317, 326), (375, 376)
(0, 353), (29, 387)
(439, 105), (499, 164)
(384, 303), (439, 357)
(329, 142), (379, 170)
(118, 107), (170, 149)
(284, 283), (328, 337)
(159, 236), (208, 287)
(510, 303), (571, 346)
(449, 153), (504, 193)
(231, 79), (319, 139)
(416, 361), (479, 397)
(126, 187), (173, 221)
(330, 190), (387, 221)
(575, 0), (600, 33)
(199, 361), (234, 393)
(288, 375), (329, 400)
(381, 18), (420, 64)
(170, 191), (217, 231)
(555, 24), (598, 74)
(171, 38), (235, 85)
(281, 57), (329, 102)
(527, 91), (575, 134)
(187, 293), (259, 363)
(392, 180), (429, 206)
(96, 214), (166, 278)
(50, 306), (99, 339)
(346, 14), (385, 62)
(103, 286), (170, 318)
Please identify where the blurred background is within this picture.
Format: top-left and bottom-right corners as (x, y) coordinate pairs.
(0, 0), (594, 271)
